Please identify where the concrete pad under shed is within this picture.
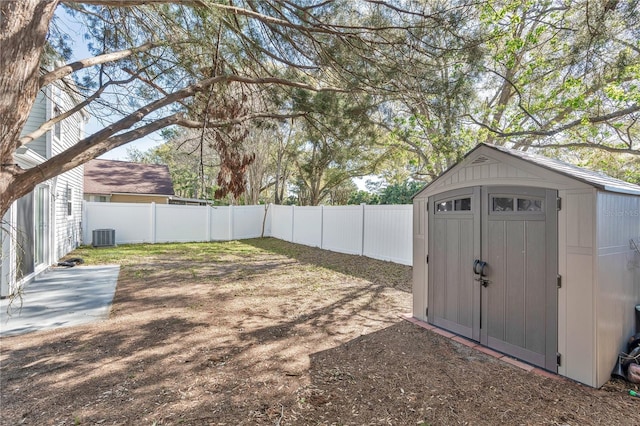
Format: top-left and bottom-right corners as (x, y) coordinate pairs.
(0, 265), (120, 337)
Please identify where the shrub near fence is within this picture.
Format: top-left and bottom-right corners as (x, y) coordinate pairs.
(83, 202), (412, 265)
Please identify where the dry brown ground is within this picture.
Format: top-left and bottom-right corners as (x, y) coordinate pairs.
(0, 238), (638, 426)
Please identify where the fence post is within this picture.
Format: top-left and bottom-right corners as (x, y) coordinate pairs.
(228, 205), (233, 241)
(291, 205), (295, 242)
(150, 202), (156, 243)
(360, 203), (366, 256)
(82, 200), (88, 245)
(320, 205), (324, 249)
(206, 205), (211, 241)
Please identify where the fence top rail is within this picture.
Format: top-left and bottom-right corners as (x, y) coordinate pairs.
(363, 204), (413, 210)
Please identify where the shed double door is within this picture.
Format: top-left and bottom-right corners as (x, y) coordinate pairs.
(428, 186), (558, 372)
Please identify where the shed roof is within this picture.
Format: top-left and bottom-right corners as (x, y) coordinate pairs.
(416, 144), (640, 197)
(486, 144), (640, 196)
(84, 159), (175, 196)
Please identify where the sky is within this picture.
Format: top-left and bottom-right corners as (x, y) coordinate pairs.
(57, 7), (164, 161)
(57, 6), (372, 190)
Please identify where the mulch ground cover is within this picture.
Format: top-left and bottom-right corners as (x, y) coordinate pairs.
(1, 238), (638, 425)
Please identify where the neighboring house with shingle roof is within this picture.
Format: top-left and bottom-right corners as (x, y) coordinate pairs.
(83, 159), (175, 204)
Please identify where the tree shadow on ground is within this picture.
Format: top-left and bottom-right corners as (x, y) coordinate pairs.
(243, 237), (412, 292)
(0, 239), (413, 425)
(298, 320), (639, 425)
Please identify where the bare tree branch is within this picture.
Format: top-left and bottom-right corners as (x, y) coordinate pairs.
(18, 112), (185, 188)
(39, 41), (159, 88)
(526, 142), (640, 156)
(175, 112), (306, 128)
(60, 0), (206, 6)
(468, 104), (640, 138)
(19, 75), (137, 147)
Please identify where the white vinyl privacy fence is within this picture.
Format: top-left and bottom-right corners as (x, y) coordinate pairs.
(83, 202), (412, 265)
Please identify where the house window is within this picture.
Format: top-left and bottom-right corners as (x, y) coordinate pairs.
(53, 105), (63, 140)
(65, 186), (73, 216)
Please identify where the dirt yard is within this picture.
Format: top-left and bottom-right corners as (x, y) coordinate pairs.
(1, 238), (638, 425)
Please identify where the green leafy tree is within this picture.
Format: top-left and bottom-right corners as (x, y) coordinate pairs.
(347, 190), (380, 205)
(1, 0), (381, 216)
(378, 181), (424, 205)
(472, 1), (640, 154)
(3, 0), (640, 220)
(289, 90), (382, 205)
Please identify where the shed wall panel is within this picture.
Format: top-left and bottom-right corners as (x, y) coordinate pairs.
(413, 199), (427, 321)
(595, 192), (640, 387)
(560, 190), (596, 386)
(418, 149), (592, 200)
(565, 253), (595, 385)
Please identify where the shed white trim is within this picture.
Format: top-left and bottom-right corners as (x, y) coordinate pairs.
(413, 143), (640, 388)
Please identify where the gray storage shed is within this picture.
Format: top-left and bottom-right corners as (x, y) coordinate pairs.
(413, 143), (640, 387)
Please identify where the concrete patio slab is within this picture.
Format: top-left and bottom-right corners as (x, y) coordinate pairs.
(0, 265), (120, 337)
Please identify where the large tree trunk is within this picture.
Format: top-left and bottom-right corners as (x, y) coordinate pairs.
(0, 0), (59, 217)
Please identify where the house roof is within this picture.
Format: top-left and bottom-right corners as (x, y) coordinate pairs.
(84, 159), (174, 196)
(415, 143), (640, 197)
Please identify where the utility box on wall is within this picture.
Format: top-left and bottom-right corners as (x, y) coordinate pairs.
(92, 229), (115, 247)
(412, 143), (640, 388)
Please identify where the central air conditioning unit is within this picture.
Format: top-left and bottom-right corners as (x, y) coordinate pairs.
(92, 229), (116, 247)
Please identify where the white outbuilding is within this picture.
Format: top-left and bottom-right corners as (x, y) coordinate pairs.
(412, 143), (640, 387)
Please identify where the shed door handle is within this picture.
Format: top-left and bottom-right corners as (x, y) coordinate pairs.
(473, 259), (490, 287)
(473, 259), (487, 275)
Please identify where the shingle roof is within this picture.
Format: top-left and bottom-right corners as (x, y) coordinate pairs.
(484, 144), (640, 196)
(84, 159), (174, 196)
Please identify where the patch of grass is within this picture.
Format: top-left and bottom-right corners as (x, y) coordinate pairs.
(63, 238), (411, 295)
(65, 240), (268, 266)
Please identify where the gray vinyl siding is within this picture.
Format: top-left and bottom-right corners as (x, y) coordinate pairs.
(52, 86), (85, 256)
(3, 82), (87, 297)
(53, 167), (84, 257)
(21, 91), (48, 157)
